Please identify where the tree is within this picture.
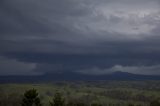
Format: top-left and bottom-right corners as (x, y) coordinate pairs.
(50, 91), (65, 106)
(21, 89), (42, 106)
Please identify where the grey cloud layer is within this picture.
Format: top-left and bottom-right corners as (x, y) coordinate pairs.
(77, 65), (160, 75)
(0, 0), (160, 75)
(0, 56), (37, 75)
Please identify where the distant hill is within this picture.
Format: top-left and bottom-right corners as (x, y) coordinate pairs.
(0, 71), (160, 83)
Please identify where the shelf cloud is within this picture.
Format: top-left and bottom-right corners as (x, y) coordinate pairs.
(0, 0), (160, 75)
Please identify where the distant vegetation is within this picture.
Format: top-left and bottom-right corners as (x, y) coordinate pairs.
(0, 81), (160, 106)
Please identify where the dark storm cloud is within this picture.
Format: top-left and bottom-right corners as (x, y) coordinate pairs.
(0, 0), (160, 75)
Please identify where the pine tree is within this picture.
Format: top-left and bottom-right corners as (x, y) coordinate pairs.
(50, 91), (65, 106)
(21, 89), (42, 106)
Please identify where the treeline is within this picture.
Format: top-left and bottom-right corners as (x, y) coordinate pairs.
(0, 89), (160, 106)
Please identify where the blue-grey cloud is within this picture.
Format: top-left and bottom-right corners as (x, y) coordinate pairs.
(0, 56), (37, 75)
(0, 0), (160, 75)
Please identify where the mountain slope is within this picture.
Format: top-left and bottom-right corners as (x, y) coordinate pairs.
(0, 71), (160, 83)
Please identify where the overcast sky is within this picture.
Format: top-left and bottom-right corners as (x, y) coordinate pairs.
(0, 0), (160, 75)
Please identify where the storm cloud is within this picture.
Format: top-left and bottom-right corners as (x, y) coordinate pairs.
(0, 0), (160, 75)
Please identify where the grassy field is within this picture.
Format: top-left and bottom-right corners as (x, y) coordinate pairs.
(0, 81), (160, 106)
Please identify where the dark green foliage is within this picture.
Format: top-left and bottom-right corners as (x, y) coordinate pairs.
(91, 103), (102, 106)
(136, 105), (142, 106)
(21, 89), (42, 106)
(66, 101), (75, 106)
(66, 101), (88, 106)
(128, 103), (134, 106)
(76, 102), (86, 106)
(150, 99), (160, 106)
(50, 92), (65, 106)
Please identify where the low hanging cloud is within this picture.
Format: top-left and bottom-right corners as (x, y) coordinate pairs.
(0, 56), (38, 75)
(77, 65), (160, 75)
